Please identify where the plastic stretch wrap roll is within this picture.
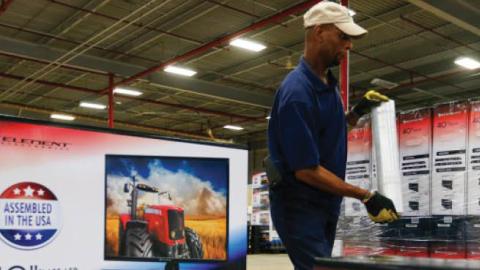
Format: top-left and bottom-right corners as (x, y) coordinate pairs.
(371, 100), (404, 213)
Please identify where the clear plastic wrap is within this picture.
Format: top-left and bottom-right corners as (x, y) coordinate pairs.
(337, 100), (480, 260)
(372, 100), (404, 213)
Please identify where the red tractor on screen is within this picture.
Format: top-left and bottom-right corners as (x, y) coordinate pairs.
(118, 176), (204, 259)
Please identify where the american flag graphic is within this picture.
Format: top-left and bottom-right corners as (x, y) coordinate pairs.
(0, 182), (61, 250)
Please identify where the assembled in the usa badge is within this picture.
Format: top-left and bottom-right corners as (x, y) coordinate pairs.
(0, 182), (62, 249)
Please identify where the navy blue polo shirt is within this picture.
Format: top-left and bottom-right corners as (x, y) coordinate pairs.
(267, 57), (347, 217)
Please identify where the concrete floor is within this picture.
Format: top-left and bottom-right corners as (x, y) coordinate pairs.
(247, 254), (293, 270)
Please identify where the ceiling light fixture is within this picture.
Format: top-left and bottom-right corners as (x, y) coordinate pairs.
(266, 116), (271, 120)
(113, 87), (143, 96)
(164, 66), (197, 77)
(79, 102), (106, 110)
(50, 113), (75, 121)
(455, 57), (480, 70)
(229, 38), (266, 52)
(223, 125), (244, 131)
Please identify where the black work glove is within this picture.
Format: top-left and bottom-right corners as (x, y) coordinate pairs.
(363, 191), (399, 224)
(351, 90), (389, 118)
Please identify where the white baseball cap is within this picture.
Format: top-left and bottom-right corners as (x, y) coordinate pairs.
(303, 1), (367, 37)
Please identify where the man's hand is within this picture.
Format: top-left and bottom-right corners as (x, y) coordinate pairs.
(363, 191), (399, 223)
(351, 90), (389, 117)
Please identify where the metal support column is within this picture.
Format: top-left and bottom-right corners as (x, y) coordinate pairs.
(340, 0), (349, 111)
(108, 73), (114, 128)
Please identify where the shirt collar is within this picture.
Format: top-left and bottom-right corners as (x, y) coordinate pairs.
(298, 57), (338, 91)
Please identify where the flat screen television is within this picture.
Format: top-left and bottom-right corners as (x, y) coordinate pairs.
(104, 154), (229, 262)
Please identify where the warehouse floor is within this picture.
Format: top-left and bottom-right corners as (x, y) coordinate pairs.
(247, 254), (293, 270)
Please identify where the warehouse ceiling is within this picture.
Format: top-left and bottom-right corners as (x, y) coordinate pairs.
(0, 0), (479, 148)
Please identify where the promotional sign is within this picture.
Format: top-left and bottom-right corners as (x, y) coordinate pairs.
(345, 118), (371, 217)
(468, 100), (480, 215)
(432, 102), (468, 215)
(0, 117), (248, 270)
(398, 108), (432, 216)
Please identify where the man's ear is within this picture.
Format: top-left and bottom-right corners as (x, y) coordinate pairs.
(313, 25), (324, 43)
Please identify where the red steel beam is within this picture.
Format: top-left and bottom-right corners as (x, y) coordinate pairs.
(0, 0), (14, 15)
(0, 72), (99, 94)
(0, 72), (260, 121)
(103, 0), (322, 92)
(0, 25), (273, 93)
(2, 88), (204, 126)
(0, 22), (158, 64)
(3, 1), (318, 126)
(340, 0), (349, 111)
(0, 51), (107, 76)
(48, 0), (204, 45)
(108, 73), (114, 128)
(3, 90), (73, 103)
(0, 101), (212, 140)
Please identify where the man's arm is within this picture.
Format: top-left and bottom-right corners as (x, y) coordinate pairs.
(346, 111), (360, 130)
(295, 165), (399, 223)
(295, 165), (370, 200)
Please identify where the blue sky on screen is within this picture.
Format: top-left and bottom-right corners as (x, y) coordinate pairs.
(106, 156), (228, 194)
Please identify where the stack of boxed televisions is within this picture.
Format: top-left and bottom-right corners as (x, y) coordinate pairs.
(337, 99), (480, 259)
(249, 172), (285, 253)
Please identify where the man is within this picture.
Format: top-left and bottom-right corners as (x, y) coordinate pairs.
(266, 2), (399, 269)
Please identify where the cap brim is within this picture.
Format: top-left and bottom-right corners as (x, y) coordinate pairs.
(335, 22), (367, 38)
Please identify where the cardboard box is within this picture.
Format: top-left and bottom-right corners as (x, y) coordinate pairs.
(432, 102), (468, 215)
(468, 100), (480, 215)
(398, 217), (432, 240)
(431, 216), (466, 241)
(399, 108), (432, 216)
(465, 216), (480, 258)
(375, 220), (401, 240)
(345, 118), (371, 217)
(465, 216), (480, 241)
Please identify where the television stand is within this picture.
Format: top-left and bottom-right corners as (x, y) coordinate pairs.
(165, 260), (179, 270)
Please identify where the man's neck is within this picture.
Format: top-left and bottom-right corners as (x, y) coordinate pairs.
(304, 54), (328, 84)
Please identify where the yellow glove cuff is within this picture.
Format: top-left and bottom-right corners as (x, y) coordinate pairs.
(365, 90), (389, 102)
(368, 209), (399, 223)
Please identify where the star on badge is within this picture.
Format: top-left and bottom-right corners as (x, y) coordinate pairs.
(23, 186), (35, 197)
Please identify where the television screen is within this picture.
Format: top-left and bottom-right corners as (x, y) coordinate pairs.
(105, 155), (229, 262)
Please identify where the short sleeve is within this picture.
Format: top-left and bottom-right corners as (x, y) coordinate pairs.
(277, 101), (320, 171)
